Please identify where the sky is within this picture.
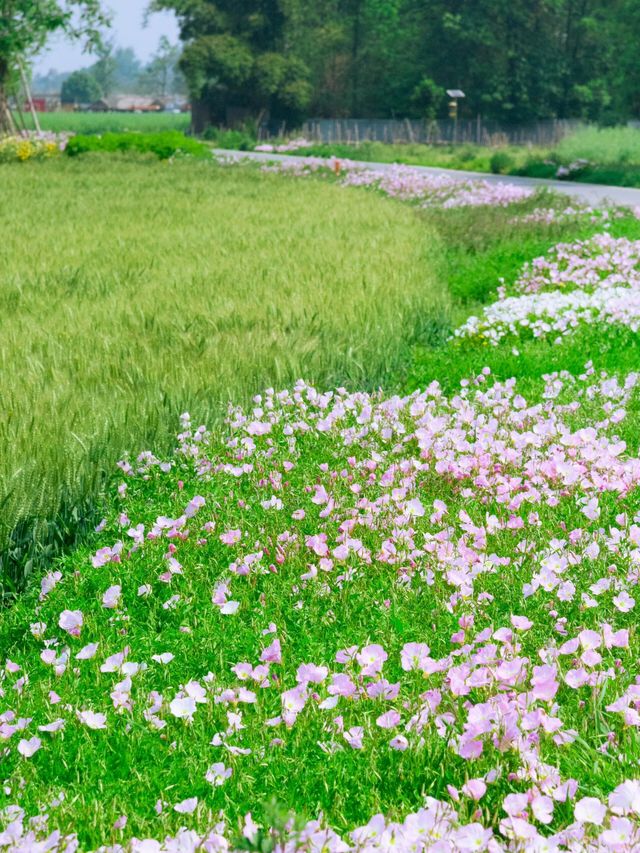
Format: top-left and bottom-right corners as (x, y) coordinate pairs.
(34, 0), (180, 73)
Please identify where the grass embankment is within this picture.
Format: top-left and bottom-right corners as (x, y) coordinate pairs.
(288, 126), (640, 188)
(22, 111), (191, 134)
(0, 156), (444, 591)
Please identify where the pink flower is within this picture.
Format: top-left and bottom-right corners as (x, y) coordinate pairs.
(356, 644), (387, 676)
(400, 642), (430, 672)
(76, 643), (99, 660)
(531, 664), (559, 701)
(574, 796), (607, 825)
(261, 638), (282, 663)
(296, 663), (328, 684)
(205, 762), (232, 786)
(174, 797), (198, 814)
(102, 585), (122, 609)
(343, 726), (364, 749)
(511, 615), (533, 630)
(77, 710), (107, 730)
(462, 779), (487, 801)
(17, 736), (41, 757)
(58, 609), (83, 637)
(531, 794), (554, 824)
(613, 591), (635, 612)
(38, 719), (65, 733)
(220, 529), (241, 545)
(609, 781), (640, 814)
(376, 710), (401, 729)
(389, 735), (408, 751)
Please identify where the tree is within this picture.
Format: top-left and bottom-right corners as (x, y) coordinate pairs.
(60, 68), (102, 103)
(139, 36), (183, 97)
(88, 40), (116, 96)
(111, 47), (142, 93)
(0, 0), (108, 133)
(151, 0), (312, 131)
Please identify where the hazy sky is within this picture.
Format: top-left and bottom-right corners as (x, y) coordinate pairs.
(34, 0), (180, 73)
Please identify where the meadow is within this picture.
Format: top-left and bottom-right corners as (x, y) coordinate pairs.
(4, 149), (640, 850)
(0, 155), (442, 590)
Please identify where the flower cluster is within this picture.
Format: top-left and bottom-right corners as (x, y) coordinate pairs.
(260, 157), (534, 209)
(254, 138), (313, 153)
(511, 205), (623, 227)
(4, 365), (640, 849)
(455, 233), (640, 345)
(0, 132), (67, 163)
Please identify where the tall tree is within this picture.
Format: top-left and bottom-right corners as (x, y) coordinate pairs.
(0, 0), (108, 132)
(152, 0), (312, 131)
(60, 68), (102, 103)
(139, 37), (183, 97)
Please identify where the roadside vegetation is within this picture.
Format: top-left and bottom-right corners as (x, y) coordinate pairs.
(280, 126), (640, 189)
(4, 148), (640, 850)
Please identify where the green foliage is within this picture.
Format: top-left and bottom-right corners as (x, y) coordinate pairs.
(154, 0), (311, 128)
(60, 69), (102, 105)
(146, 1), (640, 125)
(64, 131), (210, 159)
(203, 126), (255, 149)
(489, 150), (515, 174)
(138, 36), (185, 97)
(22, 111), (191, 134)
(0, 157), (444, 590)
(410, 77), (444, 119)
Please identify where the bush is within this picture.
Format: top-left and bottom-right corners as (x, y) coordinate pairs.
(489, 150), (515, 174)
(203, 127), (256, 150)
(64, 131), (210, 160)
(0, 135), (62, 163)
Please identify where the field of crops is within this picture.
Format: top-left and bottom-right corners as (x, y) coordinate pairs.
(4, 149), (640, 851)
(0, 155), (446, 588)
(21, 111), (190, 134)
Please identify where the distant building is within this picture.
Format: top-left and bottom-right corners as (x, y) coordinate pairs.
(86, 95), (189, 113)
(26, 94), (61, 112)
(89, 95), (165, 113)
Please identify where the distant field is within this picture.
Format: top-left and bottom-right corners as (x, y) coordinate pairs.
(0, 155), (443, 588)
(23, 110), (191, 134)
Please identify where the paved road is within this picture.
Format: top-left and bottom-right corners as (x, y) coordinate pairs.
(214, 148), (640, 208)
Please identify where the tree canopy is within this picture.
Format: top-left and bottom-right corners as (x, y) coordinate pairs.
(154, 0), (640, 128)
(60, 68), (102, 103)
(0, 0), (108, 130)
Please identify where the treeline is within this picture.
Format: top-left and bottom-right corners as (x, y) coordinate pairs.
(152, 0), (640, 129)
(34, 39), (186, 103)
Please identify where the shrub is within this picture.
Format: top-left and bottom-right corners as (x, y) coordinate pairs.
(203, 127), (256, 150)
(489, 150), (515, 174)
(0, 135), (62, 163)
(64, 131), (210, 160)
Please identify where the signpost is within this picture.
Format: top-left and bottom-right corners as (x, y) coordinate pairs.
(446, 89), (465, 144)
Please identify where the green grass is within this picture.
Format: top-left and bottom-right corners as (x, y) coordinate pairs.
(0, 154), (446, 591)
(286, 140), (534, 175)
(286, 126), (640, 188)
(555, 126), (640, 165)
(3, 156), (640, 849)
(22, 111), (191, 135)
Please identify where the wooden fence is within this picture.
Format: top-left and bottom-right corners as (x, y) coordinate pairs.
(259, 117), (586, 147)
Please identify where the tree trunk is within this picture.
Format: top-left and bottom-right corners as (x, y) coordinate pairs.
(0, 59), (16, 135)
